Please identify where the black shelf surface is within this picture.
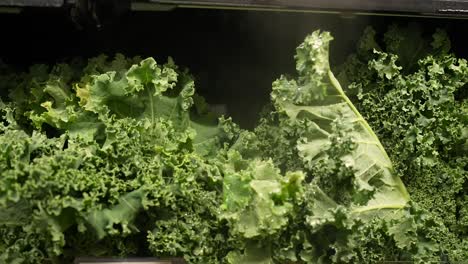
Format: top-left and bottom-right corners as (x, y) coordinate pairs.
(3, 0), (468, 18)
(148, 0), (468, 17)
(0, 0), (63, 7)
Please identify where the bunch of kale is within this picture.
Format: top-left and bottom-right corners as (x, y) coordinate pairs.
(0, 25), (466, 264)
(337, 24), (468, 261)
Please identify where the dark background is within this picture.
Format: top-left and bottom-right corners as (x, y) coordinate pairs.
(1, 7), (467, 127)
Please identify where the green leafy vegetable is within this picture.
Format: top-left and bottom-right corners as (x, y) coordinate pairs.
(0, 26), (466, 264)
(230, 30), (440, 264)
(0, 55), (234, 263)
(338, 24), (468, 262)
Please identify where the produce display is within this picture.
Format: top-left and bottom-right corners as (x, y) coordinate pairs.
(0, 25), (466, 263)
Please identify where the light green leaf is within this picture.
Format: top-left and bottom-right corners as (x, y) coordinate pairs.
(226, 241), (273, 264)
(86, 188), (146, 239)
(222, 155), (304, 239)
(273, 31), (410, 215)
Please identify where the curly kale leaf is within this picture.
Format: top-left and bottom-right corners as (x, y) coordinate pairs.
(226, 30), (439, 263)
(338, 24), (468, 261)
(0, 55), (234, 264)
(270, 30), (410, 211)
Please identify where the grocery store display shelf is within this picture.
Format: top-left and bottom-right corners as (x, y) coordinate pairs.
(2, 0), (468, 18)
(0, 0), (63, 7)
